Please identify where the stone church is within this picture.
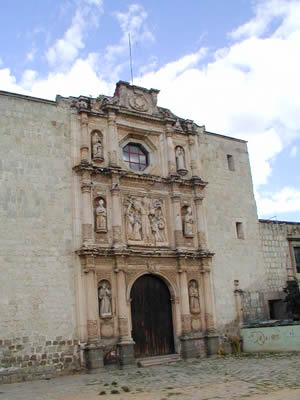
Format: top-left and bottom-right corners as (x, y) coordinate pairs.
(0, 81), (296, 382)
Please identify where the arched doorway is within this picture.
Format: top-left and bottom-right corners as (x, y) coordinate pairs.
(130, 274), (175, 357)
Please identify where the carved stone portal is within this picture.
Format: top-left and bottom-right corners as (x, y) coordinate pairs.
(189, 280), (200, 314)
(98, 280), (112, 318)
(125, 196), (167, 246)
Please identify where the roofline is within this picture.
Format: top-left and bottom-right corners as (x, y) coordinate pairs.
(259, 218), (300, 225)
(205, 130), (247, 143)
(0, 90), (56, 105)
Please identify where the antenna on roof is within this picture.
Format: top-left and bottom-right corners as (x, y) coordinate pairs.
(128, 33), (134, 85)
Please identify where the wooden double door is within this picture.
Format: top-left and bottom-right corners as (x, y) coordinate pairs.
(131, 274), (175, 357)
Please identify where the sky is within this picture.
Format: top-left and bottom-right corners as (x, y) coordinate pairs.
(0, 0), (299, 221)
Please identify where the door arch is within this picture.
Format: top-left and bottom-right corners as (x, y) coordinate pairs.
(130, 274), (175, 357)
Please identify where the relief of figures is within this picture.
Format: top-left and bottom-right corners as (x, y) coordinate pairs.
(98, 280), (112, 318)
(95, 198), (107, 232)
(189, 280), (200, 314)
(183, 206), (194, 237)
(92, 131), (103, 160)
(125, 197), (167, 245)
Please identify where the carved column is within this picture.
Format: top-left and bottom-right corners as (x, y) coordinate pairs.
(107, 109), (118, 167)
(166, 123), (176, 175)
(171, 189), (184, 247)
(84, 256), (103, 370)
(80, 112), (90, 162)
(202, 259), (218, 355)
(194, 195), (208, 250)
(81, 171), (93, 245)
(115, 257), (135, 366)
(188, 135), (199, 177)
(111, 176), (123, 248)
(178, 263), (191, 335)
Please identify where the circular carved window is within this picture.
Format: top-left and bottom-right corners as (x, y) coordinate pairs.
(122, 143), (148, 171)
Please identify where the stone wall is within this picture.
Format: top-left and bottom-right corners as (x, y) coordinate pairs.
(199, 131), (267, 333)
(0, 92), (78, 381)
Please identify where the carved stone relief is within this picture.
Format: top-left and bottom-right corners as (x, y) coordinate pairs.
(94, 198), (107, 232)
(189, 280), (201, 314)
(128, 93), (149, 112)
(182, 205), (194, 237)
(87, 319), (98, 337)
(124, 196), (168, 246)
(98, 280), (112, 318)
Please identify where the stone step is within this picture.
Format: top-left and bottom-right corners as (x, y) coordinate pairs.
(137, 354), (182, 368)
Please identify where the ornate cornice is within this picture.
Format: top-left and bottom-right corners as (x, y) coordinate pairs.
(73, 163), (208, 188)
(76, 246), (213, 260)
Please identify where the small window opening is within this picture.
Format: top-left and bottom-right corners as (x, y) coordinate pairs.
(269, 299), (287, 320)
(227, 154), (235, 171)
(236, 222), (244, 239)
(294, 247), (300, 273)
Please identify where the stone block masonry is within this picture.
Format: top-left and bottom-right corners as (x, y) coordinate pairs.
(0, 336), (80, 384)
(0, 92), (77, 382)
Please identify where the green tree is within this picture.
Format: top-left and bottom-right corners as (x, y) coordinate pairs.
(284, 279), (300, 320)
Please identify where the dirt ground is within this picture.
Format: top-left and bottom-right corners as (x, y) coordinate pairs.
(1, 353), (300, 400)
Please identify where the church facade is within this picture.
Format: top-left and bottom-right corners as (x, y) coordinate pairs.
(0, 81), (279, 382)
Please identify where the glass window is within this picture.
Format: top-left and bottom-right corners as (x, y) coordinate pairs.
(294, 247), (300, 273)
(123, 143), (148, 171)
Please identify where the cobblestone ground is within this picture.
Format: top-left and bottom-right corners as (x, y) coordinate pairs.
(1, 353), (300, 400)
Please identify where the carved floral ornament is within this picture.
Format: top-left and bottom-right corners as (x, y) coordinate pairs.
(124, 196), (167, 245)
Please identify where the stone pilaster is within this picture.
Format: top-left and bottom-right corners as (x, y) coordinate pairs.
(115, 257), (135, 366)
(166, 124), (176, 175)
(80, 112), (89, 162)
(179, 264), (191, 335)
(110, 176), (123, 248)
(107, 109), (119, 167)
(194, 195), (208, 250)
(81, 171), (93, 245)
(84, 257), (100, 341)
(171, 193), (184, 247)
(188, 135), (199, 177)
(202, 259), (218, 355)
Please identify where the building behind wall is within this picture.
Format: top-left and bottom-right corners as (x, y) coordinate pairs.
(0, 81), (276, 382)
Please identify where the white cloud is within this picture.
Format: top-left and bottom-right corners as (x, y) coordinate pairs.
(45, 0), (103, 69)
(257, 187), (300, 217)
(21, 70), (38, 90)
(105, 4), (154, 65)
(290, 146), (298, 157)
(136, 0), (300, 194)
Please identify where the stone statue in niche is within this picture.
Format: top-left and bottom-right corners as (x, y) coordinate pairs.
(95, 198), (107, 232)
(183, 206), (194, 237)
(98, 280), (112, 318)
(92, 132), (103, 160)
(175, 146), (187, 175)
(189, 280), (200, 314)
(125, 197), (167, 245)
